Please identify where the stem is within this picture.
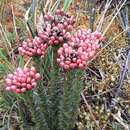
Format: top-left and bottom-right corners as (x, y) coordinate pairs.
(48, 46), (62, 130)
(59, 69), (84, 130)
(32, 57), (50, 130)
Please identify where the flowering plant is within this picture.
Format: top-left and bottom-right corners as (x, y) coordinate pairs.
(3, 8), (104, 130)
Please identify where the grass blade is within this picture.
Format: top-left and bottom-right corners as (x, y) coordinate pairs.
(63, 0), (73, 12)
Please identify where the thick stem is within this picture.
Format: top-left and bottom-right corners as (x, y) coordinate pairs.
(48, 46), (62, 130)
(59, 69), (84, 130)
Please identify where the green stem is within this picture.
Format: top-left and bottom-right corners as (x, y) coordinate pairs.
(33, 56), (50, 130)
(59, 69), (84, 130)
(48, 46), (62, 130)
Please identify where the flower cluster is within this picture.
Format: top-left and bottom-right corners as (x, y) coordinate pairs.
(38, 9), (75, 45)
(5, 9), (104, 94)
(5, 67), (41, 94)
(57, 29), (104, 69)
(18, 9), (75, 57)
(18, 37), (48, 57)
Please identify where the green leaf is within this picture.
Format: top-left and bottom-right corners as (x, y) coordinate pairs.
(24, 0), (37, 37)
(18, 55), (24, 68)
(63, 0), (73, 12)
(0, 48), (13, 72)
(0, 48), (9, 63)
(0, 64), (6, 74)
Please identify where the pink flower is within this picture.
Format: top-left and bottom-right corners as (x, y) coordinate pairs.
(5, 67), (41, 94)
(38, 9), (75, 46)
(57, 29), (104, 69)
(18, 37), (48, 57)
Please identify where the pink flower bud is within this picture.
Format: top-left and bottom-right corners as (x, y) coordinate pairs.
(6, 87), (11, 91)
(59, 37), (63, 42)
(32, 82), (37, 87)
(5, 79), (12, 85)
(12, 79), (17, 84)
(21, 88), (26, 93)
(18, 47), (23, 52)
(8, 74), (13, 79)
(57, 24), (64, 29)
(63, 22), (68, 27)
(81, 55), (85, 60)
(58, 48), (63, 55)
(89, 51), (95, 57)
(60, 62), (64, 67)
(56, 9), (61, 15)
(67, 25), (73, 31)
(35, 73), (41, 80)
(16, 82), (21, 86)
(44, 15), (49, 21)
(57, 58), (61, 63)
(21, 83), (26, 87)
(60, 55), (64, 60)
(63, 43), (68, 48)
(82, 61), (86, 65)
(21, 77), (26, 82)
(70, 63), (76, 69)
(54, 40), (59, 45)
(31, 79), (36, 82)
(30, 67), (36, 72)
(77, 59), (81, 64)
(64, 48), (69, 53)
(11, 85), (17, 90)
(30, 71), (35, 77)
(51, 36), (55, 42)
(37, 49), (42, 54)
(79, 63), (84, 68)
(16, 89), (21, 93)
(27, 84), (32, 90)
(27, 77), (31, 83)
(5, 78), (12, 83)
(64, 65), (69, 69)
(24, 68), (29, 73)
(65, 61), (71, 65)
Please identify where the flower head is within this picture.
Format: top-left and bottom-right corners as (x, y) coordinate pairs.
(38, 9), (75, 46)
(57, 29), (104, 69)
(18, 37), (48, 57)
(5, 67), (41, 93)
